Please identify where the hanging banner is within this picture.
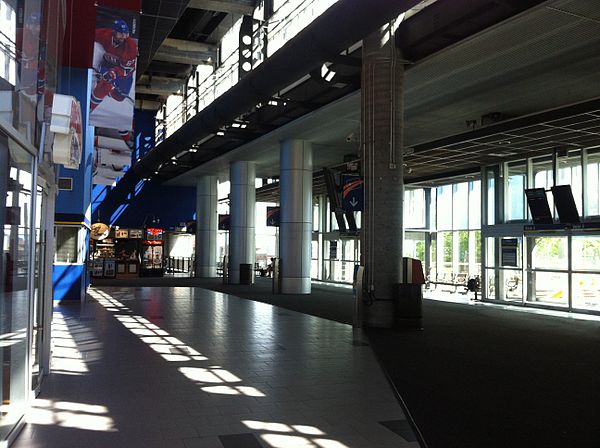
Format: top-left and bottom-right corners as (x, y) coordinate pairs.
(342, 174), (364, 212)
(266, 206), (280, 227)
(89, 6), (138, 131)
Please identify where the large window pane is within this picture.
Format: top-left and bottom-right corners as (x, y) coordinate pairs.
(530, 237), (568, 271)
(572, 273), (600, 311)
(404, 189), (425, 228)
(1, 136), (33, 440)
(585, 149), (600, 217)
(55, 226), (79, 263)
(531, 156), (554, 216)
(506, 161), (526, 221)
(468, 181), (481, 229)
(453, 183), (469, 229)
(437, 186), (452, 230)
(486, 168), (496, 225)
(572, 236), (600, 271)
(527, 271), (568, 307)
(557, 150), (582, 216)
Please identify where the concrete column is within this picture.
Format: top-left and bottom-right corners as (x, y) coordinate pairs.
(361, 22), (405, 328)
(195, 176), (218, 277)
(280, 140), (312, 294)
(229, 161), (256, 284)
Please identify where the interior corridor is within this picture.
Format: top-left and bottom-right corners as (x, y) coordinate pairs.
(12, 286), (419, 448)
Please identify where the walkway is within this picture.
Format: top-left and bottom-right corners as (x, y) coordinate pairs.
(13, 286), (419, 448)
(91, 278), (600, 448)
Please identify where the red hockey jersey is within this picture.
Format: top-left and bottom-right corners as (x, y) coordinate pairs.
(95, 28), (137, 78)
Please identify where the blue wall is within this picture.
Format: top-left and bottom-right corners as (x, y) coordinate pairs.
(53, 67), (94, 301)
(95, 181), (196, 229)
(56, 67), (94, 224)
(93, 108), (196, 229)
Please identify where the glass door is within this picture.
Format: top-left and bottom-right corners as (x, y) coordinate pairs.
(0, 136), (34, 441)
(31, 187), (46, 392)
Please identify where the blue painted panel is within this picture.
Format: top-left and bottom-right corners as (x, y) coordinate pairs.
(53, 264), (86, 301)
(56, 66), (94, 225)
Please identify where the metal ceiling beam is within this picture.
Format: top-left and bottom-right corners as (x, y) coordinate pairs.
(154, 38), (218, 66)
(135, 98), (162, 111)
(137, 75), (187, 95)
(187, 0), (254, 15)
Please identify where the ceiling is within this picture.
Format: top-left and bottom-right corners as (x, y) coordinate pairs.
(165, 0), (600, 186)
(135, 0), (240, 107)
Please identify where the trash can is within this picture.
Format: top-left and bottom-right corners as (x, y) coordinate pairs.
(393, 257), (425, 330)
(239, 263), (253, 285)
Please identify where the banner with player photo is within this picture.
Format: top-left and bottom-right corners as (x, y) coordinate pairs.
(89, 6), (138, 132)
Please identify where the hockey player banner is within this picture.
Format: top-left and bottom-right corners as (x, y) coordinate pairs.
(89, 6), (138, 131)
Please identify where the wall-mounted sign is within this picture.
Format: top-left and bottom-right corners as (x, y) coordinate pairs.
(501, 238), (519, 267)
(146, 227), (164, 241)
(115, 229), (129, 239)
(266, 206), (280, 227)
(50, 94), (83, 169)
(218, 214), (230, 231)
(129, 229), (143, 239)
(91, 222), (110, 240)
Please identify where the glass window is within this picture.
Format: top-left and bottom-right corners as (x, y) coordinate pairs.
(437, 185), (452, 230)
(529, 236), (568, 271)
(404, 232), (425, 262)
(572, 273), (600, 311)
(557, 150), (582, 216)
(404, 189), (425, 228)
(527, 271), (568, 307)
(486, 168), (496, 225)
(506, 161), (527, 221)
(572, 236), (600, 271)
(531, 156), (554, 216)
(429, 188), (436, 230)
(453, 183), (469, 229)
(55, 226), (79, 263)
(457, 230), (469, 273)
(1, 135), (33, 440)
(468, 181), (481, 229)
(585, 149), (600, 217)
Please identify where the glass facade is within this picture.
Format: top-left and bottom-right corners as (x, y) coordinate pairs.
(0, 132), (34, 441)
(483, 148), (600, 314)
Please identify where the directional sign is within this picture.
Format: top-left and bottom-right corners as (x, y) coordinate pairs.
(218, 214), (230, 231)
(266, 206), (280, 227)
(342, 174), (364, 212)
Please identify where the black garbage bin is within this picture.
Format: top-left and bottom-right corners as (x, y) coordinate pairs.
(239, 263), (253, 285)
(393, 257), (425, 330)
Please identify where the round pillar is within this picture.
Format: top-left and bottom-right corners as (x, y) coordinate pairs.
(195, 176), (218, 277)
(280, 140), (312, 294)
(229, 161), (256, 284)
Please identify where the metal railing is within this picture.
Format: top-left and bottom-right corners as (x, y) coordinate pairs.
(164, 256), (194, 275)
(155, 0), (340, 143)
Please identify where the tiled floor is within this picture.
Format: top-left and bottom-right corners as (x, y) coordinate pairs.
(13, 286), (420, 448)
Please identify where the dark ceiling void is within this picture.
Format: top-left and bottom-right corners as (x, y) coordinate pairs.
(137, 0), (191, 78)
(170, 8), (227, 42)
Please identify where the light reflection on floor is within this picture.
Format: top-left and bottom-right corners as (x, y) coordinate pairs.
(86, 288), (380, 448)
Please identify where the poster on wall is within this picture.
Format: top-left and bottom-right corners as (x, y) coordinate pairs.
(89, 6), (138, 131)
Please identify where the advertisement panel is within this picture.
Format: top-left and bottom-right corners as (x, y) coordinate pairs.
(89, 6), (138, 131)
